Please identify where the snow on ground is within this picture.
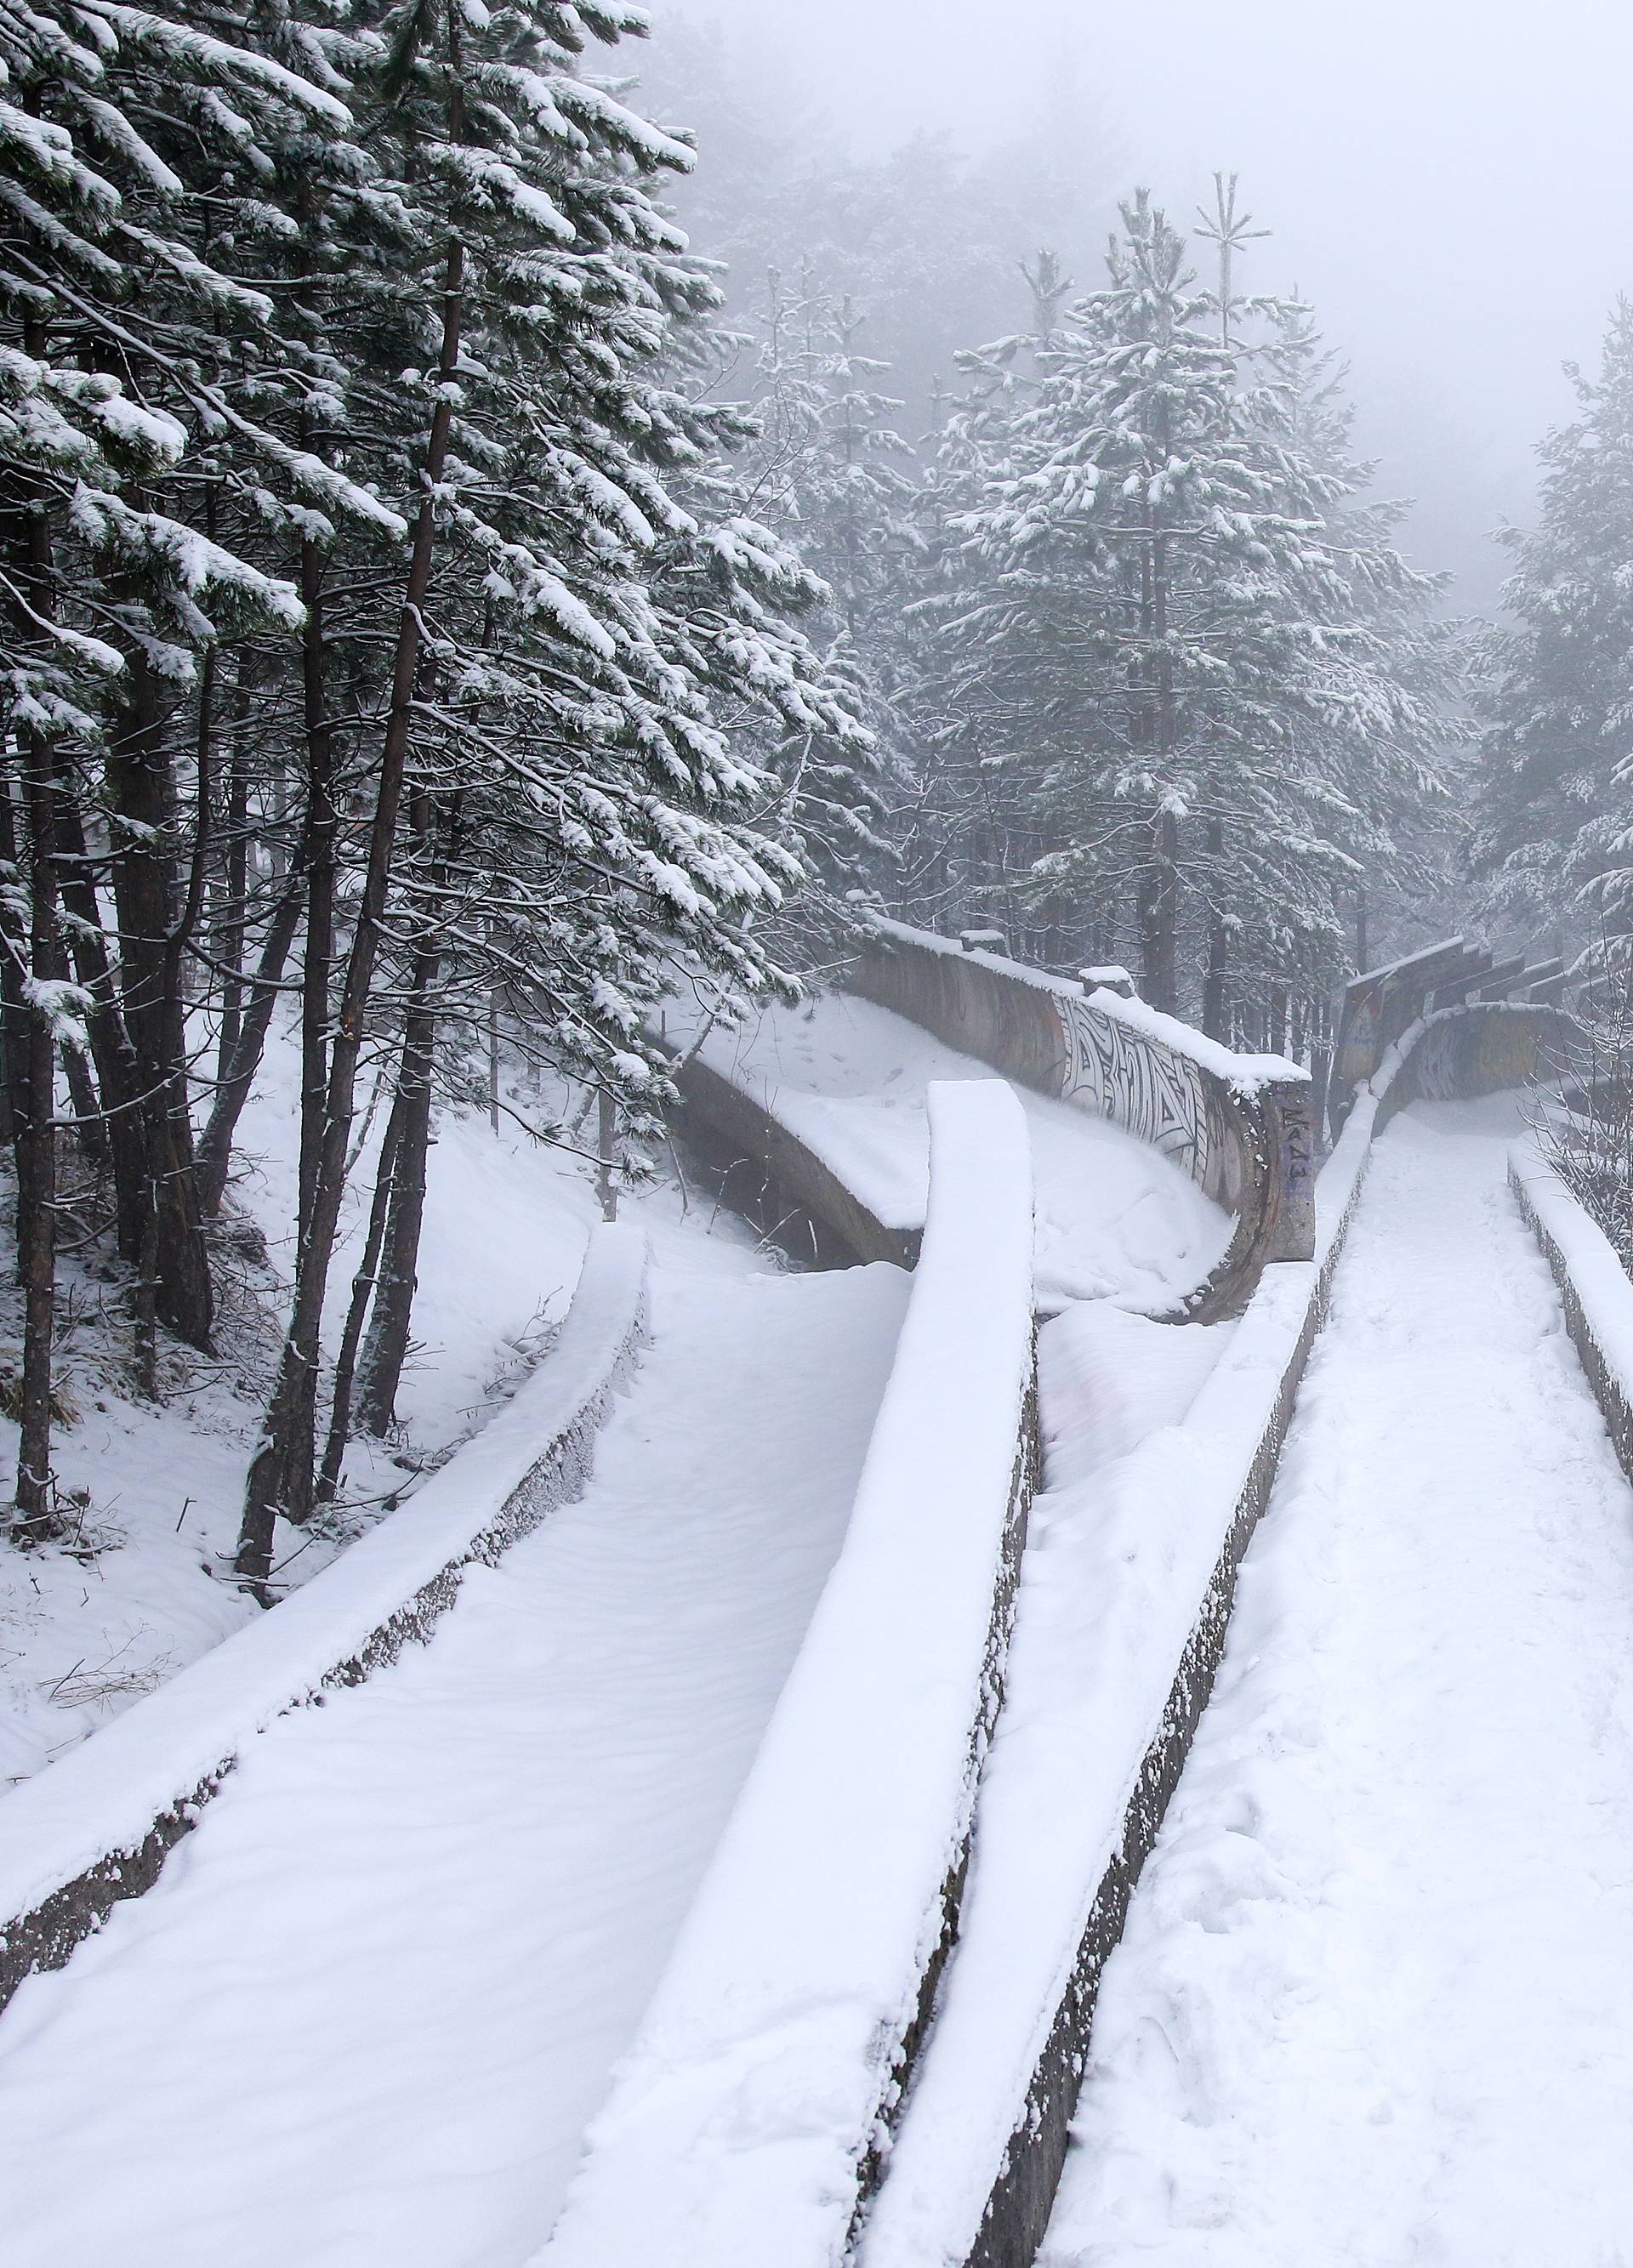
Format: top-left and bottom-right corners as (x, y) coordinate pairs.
(0, 1259), (908, 2268)
(686, 990), (1232, 1310)
(1042, 1094), (1633, 2268)
(0, 1020), (765, 1790)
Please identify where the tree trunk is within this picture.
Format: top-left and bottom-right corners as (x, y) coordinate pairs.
(195, 870), (304, 1217)
(316, 1094), (404, 1504)
(213, 685), (251, 1088)
(356, 951), (437, 1437)
(52, 782), (148, 1255)
(1201, 821), (1228, 1039)
(1141, 806), (1181, 1014)
(105, 648), (213, 1348)
(5, 420), (63, 1535)
(236, 217), (467, 1596)
(297, 543), (336, 1255)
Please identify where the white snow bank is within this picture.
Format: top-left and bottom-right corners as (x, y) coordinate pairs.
(856, 1104), (1374, 2268)
(682, 989), (1230, 1311)
(538, 1082), (1037, 2268)
(1509, 1144), (1633, 1370)
(0, 1225), (648, 1981)
(865, 917), (1306, 1094)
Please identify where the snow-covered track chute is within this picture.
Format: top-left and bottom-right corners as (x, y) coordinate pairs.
(537, 1080), (1038, 2268)
(857, 994), (1542, 2268)
(0, 1224), (650, 2017)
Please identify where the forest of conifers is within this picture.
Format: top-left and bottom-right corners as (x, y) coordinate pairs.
(0, 0), (1626, 1570)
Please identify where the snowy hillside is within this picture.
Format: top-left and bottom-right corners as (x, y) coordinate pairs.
(0, 1020), (768, 1790)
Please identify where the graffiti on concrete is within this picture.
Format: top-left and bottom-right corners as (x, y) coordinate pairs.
(1057, 994), (1212, 1184)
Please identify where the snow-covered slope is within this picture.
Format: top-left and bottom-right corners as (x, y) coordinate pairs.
(0, 1025), (765, 1790)
(687, 990), (1232, 1310)
(0, 1261), (909, 2268)
(1042, 1095), (1633, 2265)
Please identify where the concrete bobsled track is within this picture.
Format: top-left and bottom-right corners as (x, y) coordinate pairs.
(3, 929), (1626, 2268)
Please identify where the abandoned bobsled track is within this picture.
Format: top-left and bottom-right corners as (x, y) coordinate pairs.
(3, 929), (1631, 2268)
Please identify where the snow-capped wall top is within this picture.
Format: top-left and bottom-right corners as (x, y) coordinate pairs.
(864, 918), (1306, 1094)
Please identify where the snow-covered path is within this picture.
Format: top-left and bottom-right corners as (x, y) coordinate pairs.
(1043, 1097), (1633, 2267)
(0, 1259), (908, 2268)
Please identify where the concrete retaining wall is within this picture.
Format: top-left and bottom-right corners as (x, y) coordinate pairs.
(1374, 1002), (1563, 1134)
(850, 920), (1315, 1321)
(1331, 936), (1568, 1139)
(0, 1225), (651, 2016)
(669, 1049), (917, 1270)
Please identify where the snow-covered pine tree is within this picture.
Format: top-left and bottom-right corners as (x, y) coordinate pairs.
(898, 281), (1061, 953)
(919, 190), (1454, 1027)
(1475, 299), (1633, 952)
(1221, 293), (1455, 1043)
(701, 261), (913, 963)
(236, 0), (870, 1555)
(0, 0), (390, 1523)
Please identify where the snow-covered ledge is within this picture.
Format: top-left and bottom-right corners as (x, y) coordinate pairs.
(0, 1224), (651, 2015)
(538, 1081), (1038, 2268)
(1511, 1143), (1633, 1484)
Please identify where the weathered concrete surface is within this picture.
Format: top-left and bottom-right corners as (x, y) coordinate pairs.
(849, 921), (1315, 1320)
(669, 1048), (919, 1270)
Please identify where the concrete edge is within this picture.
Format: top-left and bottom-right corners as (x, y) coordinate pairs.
(535, 1084), (1038, 2268)
(962, 1112), (1374, 2268)
(1510, 1151), (1633, 1487)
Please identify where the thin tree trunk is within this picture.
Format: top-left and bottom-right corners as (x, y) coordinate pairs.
(597, 1089), (618, 1224)
(316, 1094), (404, 1503)
(1142, 806), (1181, 1015)
(6, 406), (63, 1535)
(12, 731), (60, 1533)
(297, 542), (336, 1254)
(214, 681), (251, 1086)
(356, 949), (437, 1436)
(52, 782), (146, 1253)
(1201, 821), (1228, 1039)
(105, 645), (213, 1348)
(195, 869), (304, 1217)
(1269, 981), (1289, 1057)
(236, 210), (467, 1595)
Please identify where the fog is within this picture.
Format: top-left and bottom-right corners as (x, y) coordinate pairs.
(649, 0), (1633, 611)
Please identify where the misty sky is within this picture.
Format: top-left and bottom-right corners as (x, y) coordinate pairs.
(651, 0), (1633, 611)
